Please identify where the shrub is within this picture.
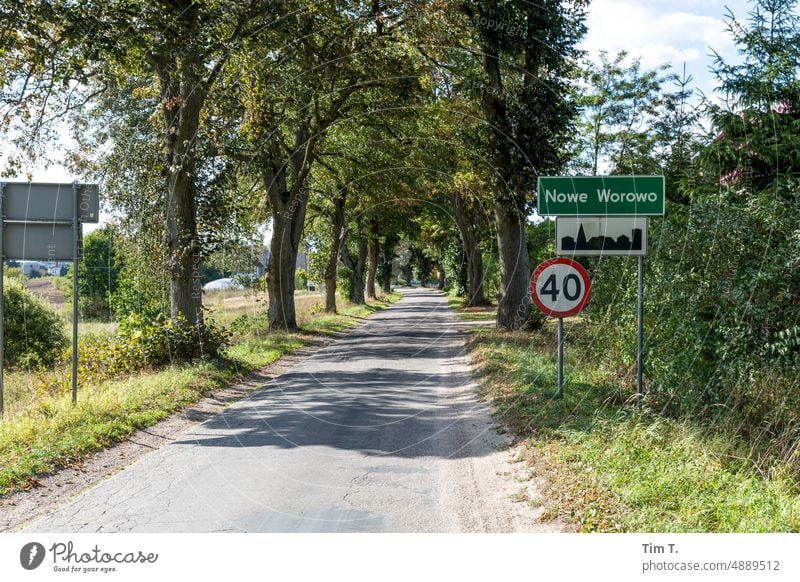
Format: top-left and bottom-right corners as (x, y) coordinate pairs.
(117, 313), (230, 367)
(110, 266), (167, 320)
(2, 281), (68, 368)
(76, 226), (121, 320)
(337, 266), (353, 300)
(294, 268), (308, 290)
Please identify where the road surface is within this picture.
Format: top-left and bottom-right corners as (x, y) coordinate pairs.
(26, 288), (552, 532)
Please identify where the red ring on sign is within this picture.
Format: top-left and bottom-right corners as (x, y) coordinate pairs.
(530, 257), (592, 318)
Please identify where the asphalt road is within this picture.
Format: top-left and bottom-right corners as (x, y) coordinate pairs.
(26, 288), (549, 533)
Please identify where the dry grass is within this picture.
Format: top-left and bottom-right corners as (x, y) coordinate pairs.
(203, 289), (324, 327)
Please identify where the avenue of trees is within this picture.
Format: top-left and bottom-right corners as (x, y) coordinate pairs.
(1, 0), (799, 456)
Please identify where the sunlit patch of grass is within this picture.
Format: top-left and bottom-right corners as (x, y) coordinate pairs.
(76, 321), (118, 339)
(447, 293), (497, 321)
(468, 327), (800, 532)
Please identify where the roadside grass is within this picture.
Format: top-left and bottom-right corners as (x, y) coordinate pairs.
(447, 293), (497, 321)
(467, 320), (800, 532)
(0, 291), (402, 496)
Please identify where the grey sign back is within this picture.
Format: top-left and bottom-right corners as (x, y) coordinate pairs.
(2, 223), (79, 261)
(1, 182), (99, 223)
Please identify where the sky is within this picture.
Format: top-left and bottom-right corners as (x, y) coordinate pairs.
(581, 0), (751, 97)
(2, 0), (757, 185)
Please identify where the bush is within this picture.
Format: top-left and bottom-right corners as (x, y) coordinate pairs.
(117, 313), (230, 367)
(2, 281), (68, 368)
(294, 268), (308, 290)
(76, 226), (121, 320)
(110, 267), (167, 320)
(36, 313), (230, 392)
(337, 266), (353, 300)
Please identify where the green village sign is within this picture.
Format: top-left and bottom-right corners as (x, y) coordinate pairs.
(533, 174), (665, 408)
(537, 175), (665, 216)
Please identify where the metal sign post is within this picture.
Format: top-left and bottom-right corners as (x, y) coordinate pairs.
(539, 174), (662, 409)
(530, 258), (592, 399)
(72, 184), (80, 405)
(0, 183), (4, 417)
(557, 317), (564, 399)
(637, 256), (644, 408)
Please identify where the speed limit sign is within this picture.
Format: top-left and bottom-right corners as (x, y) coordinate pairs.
(530, 258), (591, 318)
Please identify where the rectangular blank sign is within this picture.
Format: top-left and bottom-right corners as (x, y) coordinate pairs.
(1, 182), (99, 223)
(557, 216), (648, 257)
(2, 223), (79, 261)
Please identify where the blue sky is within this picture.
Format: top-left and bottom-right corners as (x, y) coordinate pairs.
(582, 0), (752, 98)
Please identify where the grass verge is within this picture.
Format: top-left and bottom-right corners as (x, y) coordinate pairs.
(447, 293), (497, 321)
(466, 320), (800, 532)
(0, 292), (402, 496)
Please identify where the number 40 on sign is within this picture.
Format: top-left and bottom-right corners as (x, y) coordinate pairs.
(530, 257), (591, 318)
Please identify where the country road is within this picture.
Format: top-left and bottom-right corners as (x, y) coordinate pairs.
(25, 288), (556, 533)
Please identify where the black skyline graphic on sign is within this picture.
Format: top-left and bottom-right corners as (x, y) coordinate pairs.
(562, 224), (643, 252)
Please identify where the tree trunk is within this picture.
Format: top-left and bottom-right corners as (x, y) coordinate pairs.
(437, 266), (445, 290)
(324, 194), (346, 313)
(339, 218), (367, 304)
(493, 198), (531, 329)
(480, 44), (532, 329)
(452, 190), (488, 307)
(365, 220), (379, 300)
(159, 64), (204, 327)
(264, 128), (313, 331)
(267, 213), (299, 330)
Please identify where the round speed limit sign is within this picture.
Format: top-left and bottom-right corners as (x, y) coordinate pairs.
(530, 258), (591, 318)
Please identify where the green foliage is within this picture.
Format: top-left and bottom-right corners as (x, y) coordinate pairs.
(75, 226), (121, 320)
(442, 239), (468, 296)
(482, 254), (500, 301)
(117, 313), (230, 367)
(229, 311), (270, 338)
(3, 265), (22, 282)
(572, 51), (670, 175)
(337, 265), (353, 300)
(305, 239), (329, 285)
(470, 327), (800, 532)
(703, 0), (800, 193)
(108, 237), (169, 320)
(294, 268), (308, 290)
(2, 281), (68, 368)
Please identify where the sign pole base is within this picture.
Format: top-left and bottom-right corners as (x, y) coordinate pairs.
(71, 184), (79, 405)
(557, 317), (564, 399)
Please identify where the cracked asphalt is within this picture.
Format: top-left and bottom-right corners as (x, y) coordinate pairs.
(26, 288), (553, 533)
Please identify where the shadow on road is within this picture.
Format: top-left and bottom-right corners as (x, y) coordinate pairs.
(173, 289), (496, 460)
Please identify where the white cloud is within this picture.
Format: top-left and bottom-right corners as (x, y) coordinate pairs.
(582, 0), (735, 69)
(580, 0), (748, 100)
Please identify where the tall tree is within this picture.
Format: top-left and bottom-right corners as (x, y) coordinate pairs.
(2, 0), (267, 340)
(465, 0), (586, 329)
(237, 0), (420, 329)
